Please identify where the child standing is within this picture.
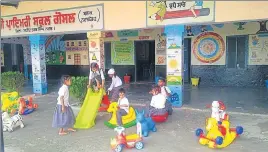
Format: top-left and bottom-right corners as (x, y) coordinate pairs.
(52, 75), (76, 135)
(158, 77), (173, 115)
(107, 68), (123, 101)
(116, 88), (129, 126)
(148, 85), (167, 117)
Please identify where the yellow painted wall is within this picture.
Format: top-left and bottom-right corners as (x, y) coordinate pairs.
(2, 1), (268, 31)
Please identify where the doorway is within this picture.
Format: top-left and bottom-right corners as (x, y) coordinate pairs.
(183, 38), (191, 84)
(134, 41), (155, 82)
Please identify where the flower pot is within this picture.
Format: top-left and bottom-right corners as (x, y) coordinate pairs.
(124, 76), (131, 84)
(191, 77), (199, 86)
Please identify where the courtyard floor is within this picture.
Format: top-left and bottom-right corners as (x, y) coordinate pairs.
(3, 81), (268, 152)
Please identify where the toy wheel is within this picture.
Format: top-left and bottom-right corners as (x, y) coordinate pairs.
(195, 128), (203, 137)
(215, 136), (223, 145)
(236, 126), (243, 135)
(135, 141), (144, 150)
(114, 144), (123, 152)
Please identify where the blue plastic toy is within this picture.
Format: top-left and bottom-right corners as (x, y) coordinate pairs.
(135, 109), (157, 137)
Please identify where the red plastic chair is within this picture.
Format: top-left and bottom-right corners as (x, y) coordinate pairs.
(151, 112), (168, 123)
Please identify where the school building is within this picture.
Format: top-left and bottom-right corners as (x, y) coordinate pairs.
(1, 1), (268, 107)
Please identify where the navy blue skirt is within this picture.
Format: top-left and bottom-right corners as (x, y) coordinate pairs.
(52, 104), (75, 128)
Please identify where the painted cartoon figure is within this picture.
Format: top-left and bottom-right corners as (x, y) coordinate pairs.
(186, 26), (194, 36)
(59, 51), (64, 63)
(190, 0), (203, 18)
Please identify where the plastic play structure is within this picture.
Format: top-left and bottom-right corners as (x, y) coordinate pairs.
(135, 109), (157, 137)
(151, 112), (168, 123)
(74, 88), (104, 129)
(1, 92), (20, 114)
(2, 112), (24, 132)
(104, 102), (136, 129)
(98, 94), (111, 112)
(18, 97), (38, 115)
(111, 124), (144, 152)
(195, 117), (243, 149)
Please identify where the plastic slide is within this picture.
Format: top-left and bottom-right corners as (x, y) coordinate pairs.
(74, 88), (104, 129)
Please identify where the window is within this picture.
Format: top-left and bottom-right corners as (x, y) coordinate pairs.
(71, 42), (75, 46)
(74, 54), (81, 65)
(227, 36), (247, 68)
(78, 41), (82, 46)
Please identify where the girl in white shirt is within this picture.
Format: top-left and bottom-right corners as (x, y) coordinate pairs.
(88, 62), (105, 91)
(107, 68), (123, 101)
(116, 88), (129, 126)
(148, 85), (167, 117)
(52, 75), (76, 135)
(158, 77), (173, 115)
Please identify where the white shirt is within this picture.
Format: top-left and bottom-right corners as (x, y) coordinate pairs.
(150, 94), (166, 109)
(118, 97), (129, 113)
(57, 85), (70, 106)
(160, 86), (171, 99)
(89, 69), (105, 80)
(108, 76), (122, 91)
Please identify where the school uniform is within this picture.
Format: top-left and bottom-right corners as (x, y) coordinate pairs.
(116, 97), (129, 126)
(108, 76), (122, 101)
(52, 84), (75, 128)
(89, 69), (105, 89)
(148, 94), (167, 116)
(160, 86), (173, 115)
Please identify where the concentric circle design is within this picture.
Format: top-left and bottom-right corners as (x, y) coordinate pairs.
(192, 32), (225, 63)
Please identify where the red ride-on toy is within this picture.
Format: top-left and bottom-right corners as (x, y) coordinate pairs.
(98, 95), (110, 112)
(151, 112), (168, 123)
(111, 123), (144, 152)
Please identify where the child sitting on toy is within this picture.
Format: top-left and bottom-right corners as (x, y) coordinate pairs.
(88, 62), (105, 92)
(147, 85), (167, 117)
(107, 68), (123, 101)
(52, 75), (76, 135)
(158, 77), (173, 115)
(116, 88), (129, 127)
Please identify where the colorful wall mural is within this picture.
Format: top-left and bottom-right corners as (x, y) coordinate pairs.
(65, 40), (89, 65)
(45, 35), (66, 65)
(103, 28), (167, 66)
(186, 21), (267, 65)
(146, 1), (215, 27)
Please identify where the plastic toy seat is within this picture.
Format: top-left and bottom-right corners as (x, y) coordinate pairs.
(151, 112), (168, 123)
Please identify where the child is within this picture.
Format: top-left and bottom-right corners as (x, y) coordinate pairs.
(148, 85), (167, 117)
(52, 75), (76, 135)
(88, 62), (105, 91)
(107, 68), (122, 101)
(116, 88), (129, 126)
(158, 77), (173, 115)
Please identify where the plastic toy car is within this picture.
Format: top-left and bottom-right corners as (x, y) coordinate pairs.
(111, 123), (144, 152)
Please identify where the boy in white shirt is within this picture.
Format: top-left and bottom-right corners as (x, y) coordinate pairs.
(116, 88), (129, 126)
(148, 85), (167, 117)
(158, 77), (173, 115)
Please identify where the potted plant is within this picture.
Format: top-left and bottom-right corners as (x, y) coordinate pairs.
(69, 76), (88, 117)
(1, 71), (25, 94)
(123, 73), (131, 84)
(191, 75), (200, 87)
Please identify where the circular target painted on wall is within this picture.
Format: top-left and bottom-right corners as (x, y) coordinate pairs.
(192, 32), (225, 63)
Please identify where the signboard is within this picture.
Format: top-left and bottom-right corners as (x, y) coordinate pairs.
(248, 34), (268, 65)
(117, 30), (139, 37)
(111, 41), (134, 65)
(146, 1), (215, 27)
(1, 4), (104, 37)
